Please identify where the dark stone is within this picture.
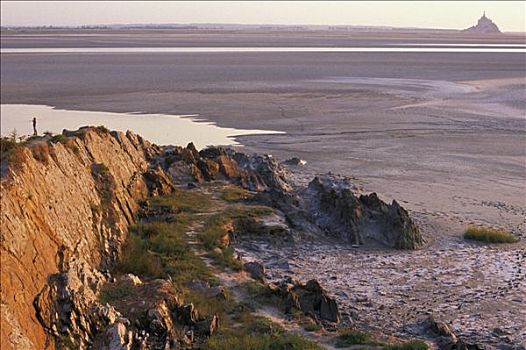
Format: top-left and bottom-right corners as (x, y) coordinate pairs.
(244, 261), (266, 281)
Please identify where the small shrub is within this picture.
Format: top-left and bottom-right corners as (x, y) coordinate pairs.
(204, 316), (323, 350)
(50, 134), (68, 144)
(243, 281), (284, 310)
(71, 145), (80, 155)
(209, 247), (243, 271)
(100, 284), (132, 303)
(148, 189), (211, 213)
(118, 234), (164, 277)
(0, 136), (25, 170)
(335, 329), (370, 347)
(384, 339), (428, 350)
(464, 226), (517, 243)
(30, 143), (50, 164)
(96, 125), (110, 134)
(304, 322), (322, 332)
(183, 287), (232, 319)
(124, 221), (216, 286)
(221, 186), (254, 202)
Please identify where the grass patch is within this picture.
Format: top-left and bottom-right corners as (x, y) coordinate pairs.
(383, 340), (428, 350)
(204, 313), (323, 350)
(200, 205), (274, 250)
(209, 247), (243, 271)
(221, 186), (254, 202)
(96, 125), (110, 134)
(304, 322), (322, 332)
(182, 287), (233, 321)
(198, 205), (273, 271)
(335, 329), (370, 347)
(148, 188), (211, 213)
(0, 136), (25, 170)
(100, 283), (132, 304)
(119, 220), (216, 286)
(243, 281), (287, 311)
(50, 134), (68, 144)
(119, 234), (164, 277)
(464, 226), (517, 243)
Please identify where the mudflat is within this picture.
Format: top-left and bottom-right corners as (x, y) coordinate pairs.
(1, 30), (525, 346)
(2, 31), (524, 236)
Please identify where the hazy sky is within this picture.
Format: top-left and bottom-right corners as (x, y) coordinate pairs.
(1, 1), (525, 32)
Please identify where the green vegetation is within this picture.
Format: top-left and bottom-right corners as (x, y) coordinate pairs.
(464, 226), (517, 243)
(96, 125), (110, 134)
(198, 204), (272, 270)
(182, 287), (232, 321)
(118, 233), (164, 277)
(205, 313), (323, 350)
(0, 134), (25, 169)
(335, 329), (370, 347)
(221, 185), (254, 202)
(119, 220), (216, 286)
(50, 134), (69, 144)
(383, 340), (428, 350)
(148, 188), (211, 213)
(303, 323), (322, 332)
(200, 205), (274, 250)
(100, 283), (132, 304)
(210, 246), (243, 271)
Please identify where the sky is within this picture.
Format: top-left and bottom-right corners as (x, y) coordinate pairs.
(1, 1), (525, 32)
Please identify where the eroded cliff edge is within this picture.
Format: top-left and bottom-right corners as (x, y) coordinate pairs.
(1, 127), (423, 349)
(0, 127), (172, 349)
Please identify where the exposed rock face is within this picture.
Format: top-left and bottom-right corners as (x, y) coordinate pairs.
(244, 261), (266, 281)
(0, 127), (170, 350)
(463, 13), (501, 34)
(1, 127), (423, 348)
(307, 176), (423, 249)
(271, 278), (340, 324)
(164, 144), (291, 192)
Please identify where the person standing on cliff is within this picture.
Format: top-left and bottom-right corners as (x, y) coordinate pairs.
(32, 117), (37, 136)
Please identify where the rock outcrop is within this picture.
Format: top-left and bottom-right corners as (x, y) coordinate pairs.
(307, 176), (423, 249)
(463, 12), (501, 34)
(270, 278), (340, 324)
(164, 144), (291, 193)
(1, 127), (170, 350)
(1, 126), (424, 349)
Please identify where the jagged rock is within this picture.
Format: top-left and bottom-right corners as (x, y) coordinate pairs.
(307, 175), (422, 249)
(425, 316), (458, 349)
(233, 213), (290, 239)
(104, 322), (133, 350)
(244, 261), (266, 281)
(121, 274), (142, 286)
(452, 339), (484, 350)
(196, 316), (219, 336)
(282, 157), (307, 166)
(177, 303), (199, 325)
(278, 278), (340, 323)
(142, 166), (175, 196)
(1, 127), (171, 350)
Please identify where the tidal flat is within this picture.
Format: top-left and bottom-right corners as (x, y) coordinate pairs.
(1, 29), (525, 347)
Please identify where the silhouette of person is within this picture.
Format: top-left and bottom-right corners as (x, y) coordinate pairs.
(32, 117), (37, 136)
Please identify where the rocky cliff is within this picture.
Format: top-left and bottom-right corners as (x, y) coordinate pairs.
(1, 127), (169, 350)
(1, 127), (424, 349)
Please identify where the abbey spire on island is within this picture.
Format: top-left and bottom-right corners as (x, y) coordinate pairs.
(463, 11), (501, 33)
